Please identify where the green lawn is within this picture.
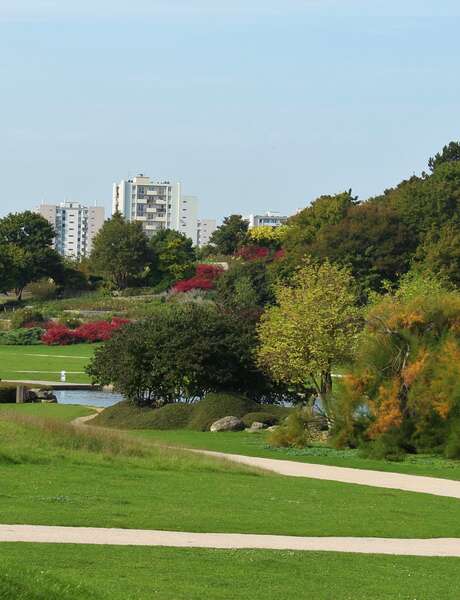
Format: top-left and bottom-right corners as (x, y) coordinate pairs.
(0, 344), (97, 384)
(1, 414), (460, 539)
(133, 429), (460, 481)
(0, 403), (94, 422)
(1, 544), (460, 600)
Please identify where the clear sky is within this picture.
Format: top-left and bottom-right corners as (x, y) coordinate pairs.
(1, 0), (459, 221)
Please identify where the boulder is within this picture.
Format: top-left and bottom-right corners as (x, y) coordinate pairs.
(245, 421), (266, 433)
(266, 425), (279, 432)
(210, 416), (245, 432)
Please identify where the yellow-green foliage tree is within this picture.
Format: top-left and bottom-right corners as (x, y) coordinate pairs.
(257, 259), (361, 413)
(247, 225), (288, 248)
(336, 272), (460, 457)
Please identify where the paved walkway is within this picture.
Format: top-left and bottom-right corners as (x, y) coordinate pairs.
(191, 450), (460, 499)
(1, 525), (460, 556)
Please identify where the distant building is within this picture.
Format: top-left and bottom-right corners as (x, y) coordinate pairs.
(247, 211), (288, 229)
(35, 201), (105, 260)
(112, 174), (198, 242)
(196, 218), (217, 247)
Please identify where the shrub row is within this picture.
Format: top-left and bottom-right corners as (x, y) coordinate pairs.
(0, 327), (44, 345)
(42, 318), (131, 345)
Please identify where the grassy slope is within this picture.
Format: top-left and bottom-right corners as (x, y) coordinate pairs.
(1, 415), (460, 538)
(1, 544), (460, 600)
(0, 403), (94, 422)
(133, 429), (460, 481)
(0, 344), (97, 383)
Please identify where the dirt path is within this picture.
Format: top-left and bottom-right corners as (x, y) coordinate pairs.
(0, 525), (459, 556)
(72, 409), (103, 426)
(189, 449), (460, 499)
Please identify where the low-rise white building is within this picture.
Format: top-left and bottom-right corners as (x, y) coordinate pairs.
(247, 211), (288, 229)
(35, 201), (105, 260)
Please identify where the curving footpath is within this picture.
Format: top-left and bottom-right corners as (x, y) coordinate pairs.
(1, 525), (460, 557)
(189, 450), (460, 499)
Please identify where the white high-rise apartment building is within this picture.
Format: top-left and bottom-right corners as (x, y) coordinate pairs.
(196, 219), (217, 247)
(247, 211), (288, 229)
(35, 201), (105, 260)
(112, 174), (198, 242)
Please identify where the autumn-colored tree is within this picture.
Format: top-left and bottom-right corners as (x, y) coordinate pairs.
(257, 259), (361, 414)
(336, 272), (460, 457)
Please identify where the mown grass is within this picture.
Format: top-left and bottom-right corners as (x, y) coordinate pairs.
(0, 403), (94, 422)
(0, 544), (460, 600)
(0, 344), (96, 383)
(1, 413), (460, 538)
(133, 428), (460, 481)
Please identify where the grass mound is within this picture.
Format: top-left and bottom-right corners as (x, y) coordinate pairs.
(94, 393), (266, 431)
(188, 393), (259, 431)
(94, 400), (194, 430)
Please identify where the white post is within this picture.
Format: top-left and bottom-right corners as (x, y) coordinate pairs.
(60, 370), (66, 382)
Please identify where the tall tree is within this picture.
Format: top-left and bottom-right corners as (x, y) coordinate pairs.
(257, 259), (361, 413)
(415, 224), (460, 287)
(209, 215), (249, 255)
(307, 203), (414, 294)
(0, 211), (62, 299)
(148, 229), (195, 285)
(90, 213), (151, 289)
(428, 141), (460, 172)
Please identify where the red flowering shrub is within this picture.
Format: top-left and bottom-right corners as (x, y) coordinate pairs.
(173, 264), (223, 293)
(42, 325), (82, 346)
(235, 245), (270, 261)
(274, 249), (286, 260)
(42, 318), (131, 345)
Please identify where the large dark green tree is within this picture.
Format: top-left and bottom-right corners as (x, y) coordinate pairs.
(414, 224), (460, 287)
(90, 213), (151, 289)
(0, 211), (63, 299)
(307, 203), (414, 294)
(88, 303), (275, 406)
(209, 215), (249, 255)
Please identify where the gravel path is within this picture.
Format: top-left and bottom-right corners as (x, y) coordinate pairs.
(191, 450), (460, 499)
(1, 525), (459, 556)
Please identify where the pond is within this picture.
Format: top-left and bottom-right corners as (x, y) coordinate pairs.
(54, 389), (123, 409)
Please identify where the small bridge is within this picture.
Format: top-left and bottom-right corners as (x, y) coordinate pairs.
(2, 380), (98, 403)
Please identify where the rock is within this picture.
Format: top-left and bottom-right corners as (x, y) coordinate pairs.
(25, 388), (57, 403)
(266, 425), (279, 432)
(210, 416), (245, 432)
(245, 421), (266, 433)
(41, 397), (58, 404)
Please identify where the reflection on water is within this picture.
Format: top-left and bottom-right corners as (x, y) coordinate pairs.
(55, 390), (123, 408)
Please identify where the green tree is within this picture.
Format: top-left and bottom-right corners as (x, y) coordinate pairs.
(0, 211), (63, 299)
(257, 259), (361, 412)
(428, 141), (460, 172)
(148, 229), (195, 285)
(88, 303), (273, 406)
(308, 203), (414, 294)
(209, 215), (249, 255)
(414, 224), (460, 287)
(283, 190), (358, 251)
(90, 213), (151, 289)
(216, 260), (274, 314)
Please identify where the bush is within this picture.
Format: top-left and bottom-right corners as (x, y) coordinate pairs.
(267, 408), (313, 448)
(359, 432), (406, 462)
(0, 385), (17, 403)
(445, 419), (460, 459)
(42, 318), (131, 345)
(0, 327), (44, 345)
(188, 392), (259, 431)
(27, 279), (58, 300)
(41, 324), (81, 345)
(173, 264), (223, 293)
(242, 412), (279, 427)
(93, 400), (195, 430)
(10, 309), (45, 329)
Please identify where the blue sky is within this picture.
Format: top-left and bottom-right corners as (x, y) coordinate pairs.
(1, 1), (459, 221)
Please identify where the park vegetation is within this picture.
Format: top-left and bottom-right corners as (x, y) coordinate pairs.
(2, 141), (460, 460)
